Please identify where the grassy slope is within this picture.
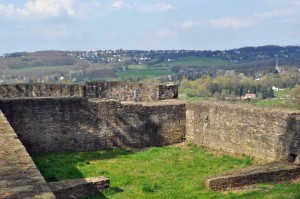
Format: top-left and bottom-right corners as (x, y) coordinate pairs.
(1, 56), (231, 82)
(32, 145), (300, 199)
(118, 56), (231, 81)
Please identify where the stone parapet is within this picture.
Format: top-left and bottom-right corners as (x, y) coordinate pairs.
(0, 82), (178, 102)
(186, 101), (300, 161)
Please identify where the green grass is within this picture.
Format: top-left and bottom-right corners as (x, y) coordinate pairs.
(255, 99), (296, 109)
(76, 69), (173, 83)
(13, 65), (76, 72)
(31, 145), (300, 198)
(153, 56), (233, 68)
(116, 69), (174, 79)
(127, 65), (148, 70)
(255, 89), (297, 109)
(274, 89), (291, 98)
(180, 90), (299, 110)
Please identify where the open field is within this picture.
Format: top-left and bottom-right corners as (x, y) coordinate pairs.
(127, 65), (148, 70)
(255, 89), (296, 109)
(117, 69), (174, 79)
(153, 57), (233, 68)
(76, 69), (174, 83)
(32, 145), (300, 199)
(7, 65), (80, 77)
(184, 89), (299, 110)
(255, 98), (296, 109)
(13, 65), (77, 72)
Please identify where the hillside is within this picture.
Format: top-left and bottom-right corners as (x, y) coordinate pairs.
(1, 45), (300, 84)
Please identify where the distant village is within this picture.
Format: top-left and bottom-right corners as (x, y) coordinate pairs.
(66, 46), (299, 65)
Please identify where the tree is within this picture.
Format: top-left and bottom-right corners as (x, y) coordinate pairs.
(291, 85), (300, 109)
(261, 87), (274, 99)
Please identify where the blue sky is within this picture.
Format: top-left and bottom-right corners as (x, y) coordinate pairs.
(0, 0), (300, 54)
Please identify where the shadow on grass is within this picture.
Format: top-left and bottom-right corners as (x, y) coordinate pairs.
(32, 149), (130, 198)
(31, 149), (134, 182)
(83, 187), (124, 199)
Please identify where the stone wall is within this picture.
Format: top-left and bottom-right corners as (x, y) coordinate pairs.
(204, 162), (300, 191)
(0, 98), (185, 153)
(0, 83), (84, 98)
(186, 101), (300, 161)
(84, 82), (178, 101)
(0, 82), (178, 102)
(0, 110), (55, 198)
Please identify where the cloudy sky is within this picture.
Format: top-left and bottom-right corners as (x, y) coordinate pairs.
(0, 0), (300, 54)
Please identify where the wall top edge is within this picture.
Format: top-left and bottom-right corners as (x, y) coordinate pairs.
(186, 101), (300, 114)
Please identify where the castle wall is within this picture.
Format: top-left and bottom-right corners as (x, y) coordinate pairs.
(84, 82), (178, 101)
(0, 83), (84, 98)
(186, 101), (300, 161)
(0, 98), (185, 153)
(84, 82), (156, 101)
(1, 83), (299, 162)
(0, 82), (178, 102)
(0, 110), (55, 198)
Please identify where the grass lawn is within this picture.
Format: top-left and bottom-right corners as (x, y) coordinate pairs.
(31, 145), (300, 199)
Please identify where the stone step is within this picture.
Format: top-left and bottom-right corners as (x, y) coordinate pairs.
(48, 176), (110, 198)
(204, 161), (300, 191)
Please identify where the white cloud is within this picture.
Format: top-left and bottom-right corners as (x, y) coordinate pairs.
(107, 0), (125, 11)
(181, 20), (195, 29)
(256, 0), (300, 22)
(209, 17), (251, 29)
(263, 0), (300, 7)
(0, 0), (101, 20)
(105, 1), (174, 12)
(155, 28), (178, 38)
(0, 1), (173, 20)
(137, 2), (174, 12)
(254, 10), (292, 20)
(181, 17), (251, 30)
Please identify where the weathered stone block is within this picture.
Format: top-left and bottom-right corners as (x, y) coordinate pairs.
(204, 162), (300, 191)
(48, 177), (110, 199)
